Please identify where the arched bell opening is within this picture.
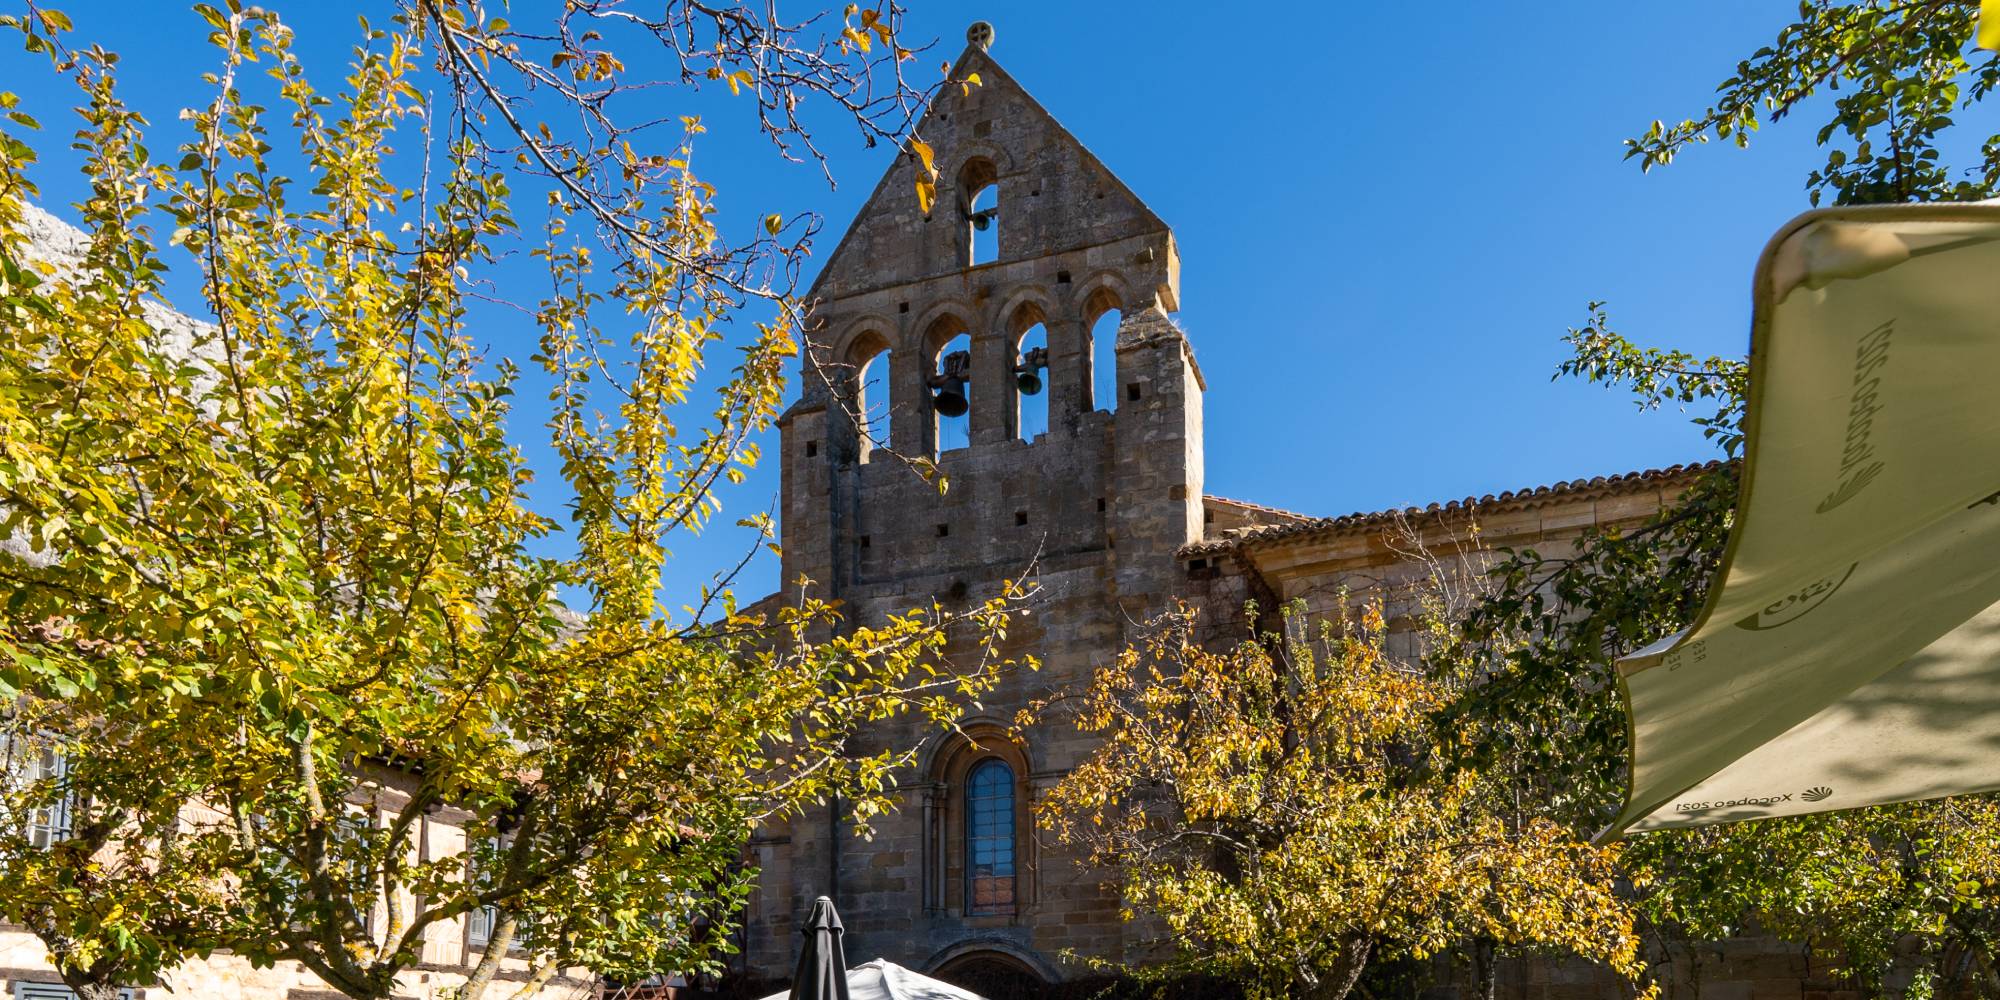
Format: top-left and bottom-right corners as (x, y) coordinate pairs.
(925, 315), (974, 458)
(960, 157), (1000, 267)
(1083, 286), (1124, 414)
(1008, 303), (1050, 443)
(845, 331), (891, 465)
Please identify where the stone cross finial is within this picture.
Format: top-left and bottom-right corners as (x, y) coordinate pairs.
(966, 21), (994, 50)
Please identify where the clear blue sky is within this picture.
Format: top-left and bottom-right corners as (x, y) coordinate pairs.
(7, 2), (1837, 609)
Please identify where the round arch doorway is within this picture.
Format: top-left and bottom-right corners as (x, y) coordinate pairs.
(932, 949), (1045, 1000)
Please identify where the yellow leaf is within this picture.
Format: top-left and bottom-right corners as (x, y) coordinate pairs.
(765, 214), (784, 235)
(1981, 0), (2000, 51)
(908, 138), (936, 179)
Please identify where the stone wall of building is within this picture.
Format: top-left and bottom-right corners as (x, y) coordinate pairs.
(742, 22), (1874, 1000)
(748, 24), (1200, 988)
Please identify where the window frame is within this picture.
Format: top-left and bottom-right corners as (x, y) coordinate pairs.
(3, 734), (75, 849)
(962, 757), (1018, 915)
(12, 984), (133, 1000)
(464, 834), (530, 956)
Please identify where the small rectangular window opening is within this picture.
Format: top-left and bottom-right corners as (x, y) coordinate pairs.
(805, 440), (818, 457)
(936, 523), (950, 538)
(1126, 383), (1142, 402)
(860, 535), (871, 550)
(899, 301), (910, 314)
(1055, 270), (1071, 284)
(1095, 498), (1107, 513)
(1014, 510), (1028, 527)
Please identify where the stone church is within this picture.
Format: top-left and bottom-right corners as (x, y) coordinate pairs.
(737, 24), (1764, 1000)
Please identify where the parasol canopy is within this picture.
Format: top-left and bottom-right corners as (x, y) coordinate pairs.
(763, 958), (989, 1000)
(786, 897), (853, 1000)
(1603, 203), (2000, 840)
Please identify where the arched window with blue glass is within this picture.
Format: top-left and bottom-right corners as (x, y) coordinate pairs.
(964, 758), (1016, 912)
(922, 727), (1032, 916)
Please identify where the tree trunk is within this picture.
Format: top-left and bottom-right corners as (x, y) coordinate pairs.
(1307, 937), (1373, 1000)
(66, 979), (127, 1000)
(504, 958), (560, 1000)
(52, 945), (128, 1000)
(1473, 936), (1497, 1000)
(457, 912), (518, 1000)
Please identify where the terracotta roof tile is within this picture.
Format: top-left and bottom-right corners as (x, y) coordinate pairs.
(1202, 495), (1313, 522)
(1180, 460), (1729, 558)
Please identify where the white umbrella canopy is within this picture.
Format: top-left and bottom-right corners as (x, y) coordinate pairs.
(760, 959), (990, 1000)
(1603, 203), (2000, 840)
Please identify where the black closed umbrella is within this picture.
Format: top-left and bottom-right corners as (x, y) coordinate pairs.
(788, 896), (852, 1000)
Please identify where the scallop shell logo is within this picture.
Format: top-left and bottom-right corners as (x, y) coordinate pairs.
(1736, 564), (1856, 631)
(1801, 786), (1833, 802)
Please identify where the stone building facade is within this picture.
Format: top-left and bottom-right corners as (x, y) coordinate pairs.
(739, 26), (1867, 1000)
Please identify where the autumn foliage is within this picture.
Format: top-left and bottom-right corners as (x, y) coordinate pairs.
(1037, 602), (1648, 1000)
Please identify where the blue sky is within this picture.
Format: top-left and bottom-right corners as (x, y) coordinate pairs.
(7, 2), (1850, 608)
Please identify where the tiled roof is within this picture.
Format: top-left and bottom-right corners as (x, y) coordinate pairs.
(1180, 460), (1729, 557)
(1202, 495), (1313, 522)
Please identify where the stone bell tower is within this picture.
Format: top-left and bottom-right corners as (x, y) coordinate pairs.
(776, 23), (1201, 613)
(751, 22), (1206, 985)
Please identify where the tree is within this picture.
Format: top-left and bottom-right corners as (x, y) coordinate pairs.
(1433, 6), (2000, 993)
(1036, 598), (1648, 1000)
(1627, 0), (2000, 205)
(0, 3), (1018, 999)
(1446, 321), (2000, 993)
(1624, 0), (2000, 205)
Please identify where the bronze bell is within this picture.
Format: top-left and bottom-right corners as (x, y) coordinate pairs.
(1014, 345), (1048, 396)
(930, 349), (973, 416)
(932, 380), (970, 417)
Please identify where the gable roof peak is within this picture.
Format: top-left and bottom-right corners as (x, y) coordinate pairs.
(805, 29), (1169, 302)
